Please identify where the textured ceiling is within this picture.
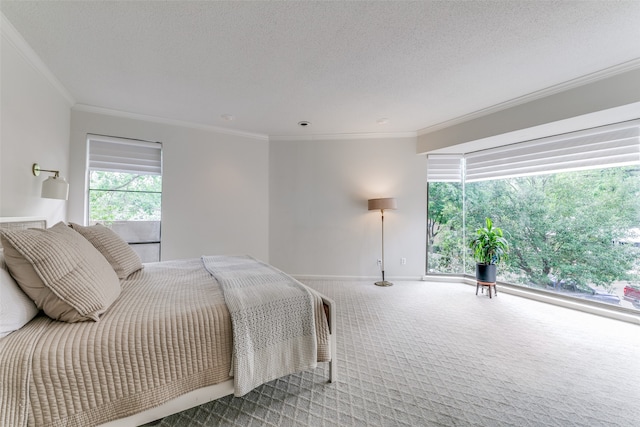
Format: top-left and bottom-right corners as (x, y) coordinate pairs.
(2, 1), (640, 138)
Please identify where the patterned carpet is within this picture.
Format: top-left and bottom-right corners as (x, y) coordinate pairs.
(152, 280), (640, 426)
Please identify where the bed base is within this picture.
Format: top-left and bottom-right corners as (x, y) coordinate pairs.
(100, 295), (337, 427)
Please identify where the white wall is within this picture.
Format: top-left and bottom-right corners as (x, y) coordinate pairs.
(69, 110), (269, 262)
(269, 136), (426, 279)
(8, 9), (635, 280)
(0, 27), (71, 226)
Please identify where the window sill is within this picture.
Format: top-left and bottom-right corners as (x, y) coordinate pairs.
(428, 274), (640, 325)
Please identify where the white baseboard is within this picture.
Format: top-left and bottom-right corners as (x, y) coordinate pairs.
(497, 285), (640, 325)
(293, 274), (424, 282)
(294, 273), (640, 325)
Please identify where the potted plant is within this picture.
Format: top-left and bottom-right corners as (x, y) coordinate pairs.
(468, 217), (509, 283)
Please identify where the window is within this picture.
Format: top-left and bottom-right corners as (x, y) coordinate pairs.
(426, 155), (464, 274)
(87, 135), (162, 262)
(427, 120), (640, 311)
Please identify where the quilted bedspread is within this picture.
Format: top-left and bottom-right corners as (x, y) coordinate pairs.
(0, 257), (330, 426)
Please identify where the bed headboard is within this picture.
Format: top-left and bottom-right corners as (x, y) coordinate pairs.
(0, 217), (47, 248)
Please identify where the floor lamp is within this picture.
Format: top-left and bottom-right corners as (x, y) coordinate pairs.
(368, 198), (397, 287)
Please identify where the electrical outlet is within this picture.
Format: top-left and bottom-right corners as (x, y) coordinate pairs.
(377, 259), (382, 266)
(401, 257), (407, 265)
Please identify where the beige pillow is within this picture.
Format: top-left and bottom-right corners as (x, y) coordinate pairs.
(0, 222), (121, 322)
(70, 223), (143, 279)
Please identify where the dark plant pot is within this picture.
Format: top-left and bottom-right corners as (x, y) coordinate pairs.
(476, 263), (497, 283)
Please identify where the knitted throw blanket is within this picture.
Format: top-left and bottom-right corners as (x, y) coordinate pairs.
(201, 255), (318, 396)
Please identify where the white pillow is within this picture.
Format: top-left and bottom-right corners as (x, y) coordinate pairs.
(0, 251), (39, 338)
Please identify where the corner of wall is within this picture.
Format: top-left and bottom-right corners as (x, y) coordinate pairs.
(1, 15), (72, 225)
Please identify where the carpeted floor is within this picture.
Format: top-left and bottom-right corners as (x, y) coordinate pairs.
(153, 280), (640, 426)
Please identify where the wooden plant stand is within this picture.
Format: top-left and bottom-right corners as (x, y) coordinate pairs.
(476, 281), (497, 298)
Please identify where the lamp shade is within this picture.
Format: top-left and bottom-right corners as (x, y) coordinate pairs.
(41, 176), (69, 200)
(368, 198), (397, 211)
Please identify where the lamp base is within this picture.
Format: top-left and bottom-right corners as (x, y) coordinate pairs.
(374, 280), (393, 287)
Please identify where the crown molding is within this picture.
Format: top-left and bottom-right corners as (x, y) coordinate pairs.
(269, 131), (416, 142)
(417, 58), (640, 136)
(1, 12), (75, 106)
(72, 104), (270, 141)
(72, 104), (415, 142)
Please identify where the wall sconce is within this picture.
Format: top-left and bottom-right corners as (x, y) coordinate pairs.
(32, 163), (69, 200)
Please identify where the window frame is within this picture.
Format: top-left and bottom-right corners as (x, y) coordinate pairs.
(425, 120), (640, 313)
(85, 134), (163, 262)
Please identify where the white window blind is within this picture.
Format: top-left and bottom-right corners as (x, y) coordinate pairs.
(465, 121), (640, 182)
(88, 134), (162, 175)
(427, 154), (464, 182)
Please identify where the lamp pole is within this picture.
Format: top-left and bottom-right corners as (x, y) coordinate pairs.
(368, 197), (396, 287)
(377, 208), (391, 286)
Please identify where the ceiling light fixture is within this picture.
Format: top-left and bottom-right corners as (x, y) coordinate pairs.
(298, 121), (311, 127)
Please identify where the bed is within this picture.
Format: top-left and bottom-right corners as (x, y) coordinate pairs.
(0, 217), (336, 427)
